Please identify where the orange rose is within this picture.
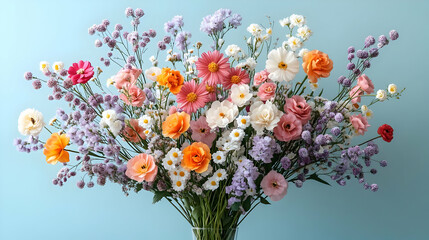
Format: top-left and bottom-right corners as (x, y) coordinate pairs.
(156, 67), (184, 94)
(162, 112), (190, 139)
(302, 50), (333, 83)
(43, 132), (70, 165)
(181, 142), (211, 173)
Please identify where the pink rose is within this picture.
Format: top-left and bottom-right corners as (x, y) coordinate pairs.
(261, 170), (288, 201)
(284, 95), (312, 124)
(349, 114), (370, 135)
(273, 113), (302, 142)
(122, 119), (146, 143)
(254, 69), (270, 86)
(119, 84), (146, 107)
(114, 67), (142, 89)
(257, 82), (277, 101)
(357, 74), (374, 94)
(125, 153), (158, 182)
(190, 116), (217, 148)
(349, 85), (363, 104)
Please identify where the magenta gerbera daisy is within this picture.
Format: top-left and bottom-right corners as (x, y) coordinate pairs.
(222, 67), (250, 89)
(67, 60), (94, 85)
(195, 50), (230, 86)
(177, 81), (210, 114)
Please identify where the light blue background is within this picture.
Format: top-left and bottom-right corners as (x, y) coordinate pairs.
(1, 0), (428, 239)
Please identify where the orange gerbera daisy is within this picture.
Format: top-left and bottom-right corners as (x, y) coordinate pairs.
(43, 132), (70, 165)
(156, 67), (184, 94)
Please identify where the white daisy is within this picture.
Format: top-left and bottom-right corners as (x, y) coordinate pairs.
(229, 129), (245, 142)
(289, 14), (305, 28)
(298, 48), (309, 58)
(143, 128), (152, 136)
(265, 47), (299, 82)
(297, 25), (312, 40)
(106, 76), (115, 87)
(364, 109), (374, 119)
(138, 115), (153, 128)
(279, 17), (290, 27)
(388, 84), (397, 94)
(39, 61), (50, 74)
(247, 24), (263, 37)
(236, 115), (250, 129)
(287, 36), (302, 51)
(176, 166), (190, 180)
(52, 61), (64, 73)
(162, 156), (177, 170)
(167, 148), (182, 162)
(376, 89), (387, 101)
(203, 177), (219, 191)
(234, 155), (249, 165)
(213, 169), (227, 181)
(225, 44), (241, 58)
(212, 151), (226, 164)
(145, 67), (161, 81)
(172, 178), (186, 192)
(230, 84), (252, 107)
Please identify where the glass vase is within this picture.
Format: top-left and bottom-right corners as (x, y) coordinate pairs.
(191, 227), (238, 240)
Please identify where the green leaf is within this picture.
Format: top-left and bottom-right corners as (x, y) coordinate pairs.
(308, 173), (331, 186)
(259, 197), (271, 205)
(135, 183), (143, 193)
(152, 191), (169, 204)
(231, 202), (241, 212)
(192, 205), (202, 220)
(243, 197), (251, 212)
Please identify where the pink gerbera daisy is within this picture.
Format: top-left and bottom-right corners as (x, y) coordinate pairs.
(67, 60), (94, 85)
(177, 81), (210, 114)
(195, 50), (230, 86)
(222, 67), (250, 89)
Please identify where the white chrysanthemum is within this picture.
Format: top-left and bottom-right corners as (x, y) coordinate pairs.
(279, 17), (290, 27)
(212, 151), (226, 164)
(249, 101), (282, 135)
(364, 109), (374, 119)
(52, 61), (64, 73)
(229, 129), (245, 142)
(287, 36), (302, 51)
(265, 47), (299, 82)
(162, 156), (177, 170)
(102, 110), (117, 124)
(230, 84), (252, 107)
(145, 67), (161, 81)
(247, 24), (263, 37)
(246, 188), (257, 196)
(201, 164), (213, 177)
(213, 169), (227, 181)
(361, 105), (368, 114)
(18, 108), (45, 136)
(245, 58), (257, 70)
(376, 89), (387, 101)
(388, 84), (397, 94)
(100, 110), (122, 136)
(203, 177), (219, 191)
(39, 61), (50, 74)
(298, 48), (309, 58)
(236, 115), (250, 129)
(138, 115), (153, 128)
(297, 25), (312, 40)
(106, 76), (115, 87)
(172, 178), (186, 191)
(225, 44), (241, 58)
(206, 100), (239, 129)
(167, 148), (183, 162)
(289, 14), (305, 28)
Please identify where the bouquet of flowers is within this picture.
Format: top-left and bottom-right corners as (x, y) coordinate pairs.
(15, 7), (404, 240)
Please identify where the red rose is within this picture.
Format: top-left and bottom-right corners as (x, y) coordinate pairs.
(377, 124), (394, 142)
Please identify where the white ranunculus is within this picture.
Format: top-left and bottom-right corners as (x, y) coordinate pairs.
(249, 101), (282, 135)
(376, 89), (387, 101)
(52, 61), (64, 73)
(225, 44), (241, 58)
(388, 84), (397, 94)
(297, 25), (312, 40)
(145, 67), (161, 81)
(289, 14), (305, 28)
(18, 108), (45, 136)
(206, 100), (239, 129)
(230, 84), (252, 107)
(266, 47), (299, 82)
(247, 24), (263, 37)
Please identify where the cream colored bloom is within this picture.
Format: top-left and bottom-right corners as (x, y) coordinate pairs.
(279, 18), (290, 27)
(376, 89), (387, 101)
(364, 109), (374, 119)
(298, 48), (309, 58)
(206, 100), (239, 129)
(145, 67), (161, 81)
(52, 61), (64, 73)
(266, 47), (299, 82)
(203, 177), (219, 191)
(361, 105), (368, 113)
(297, 25), (312, 40)
(388, 84), (397, 94)
(231, 84), (252, 107)
(287, 36), (302, 51)
(106, 76), (115, 87)
(249, 101), (282, 134)
(225, 44), (241, 58)
(18, 108), (45, 136)
(236, 115), (250, 129)
(39, 61), (50, 74)
(100, 110), (122, 136)
(289, 14), (305, 28)
(247, 24), (263, 37)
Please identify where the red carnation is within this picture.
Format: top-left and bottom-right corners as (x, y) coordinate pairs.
(377, 124), (394, 142)
(68, 60), (94, 85)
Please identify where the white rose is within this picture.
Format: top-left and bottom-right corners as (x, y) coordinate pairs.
(18, 108), (45, 136)
(145, 67), (161, 81)
(376, 89), (387, 101)
(249, 101), (282, 135)
(206, 100), (239, 129)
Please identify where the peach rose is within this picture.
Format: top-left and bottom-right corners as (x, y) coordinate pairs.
(123, 119), (146, 143)
(302, 50), (333, 83)
(119, 84), (146, 107)
(350, 114), (370, 135)
(114, 67), (142, 89)
(273, 113), (302, 142)
(284, 95), (312, 124)
(157, 67), (184, 94)
(43, 132), (70, 165)
(349, 85), (363, 104)
(181, 142), (211, 173)
(257, 82), (277, 101)
(162, 112), (190, 139)
(357, 74), (374, 94)
(125, 153), (158, 182)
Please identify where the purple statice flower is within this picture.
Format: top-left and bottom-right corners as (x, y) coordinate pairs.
(334, 113), (344, 122)
(96, 24), (106, 32)
(47, 78), (57, 88)
(125, 7), (134, 17)
(103, 36), (111, 44)
(370, 184), (379, 192)
(200, 9), (235, 34)
(331, 127), (341, 136)
(380, 160), (388, 167)
(95, 39), (102, 48)
(122, 31), (129, 39)
(356, 50), (368, 59)
(364, 35), (375, 48)
(363, 60), (371, 68)
(299, 148), (309, 158)
(280, 156), (291, 170)
(337, 76), (345, 84)
(378, 35), (389, 48)
(229, 13), (242, 28)
(64, 92), (74, 102)
(163, 36), (171, 44)
(342, 78), (351, 87)
(347, 62), (355, 70)
(115, 24), (123, 31)
(295, 180), (303, 188)
(164, 16), (184, 36)
(347, 46), (355, 53)
(347, 53), (354, 61)
(353, 68), (361, 76)
(389, 30), (399, 40)
(32, 80), (42, 89)
(24, 72), (32, 80)
(249, 136), (280, 163)
(157, 41), (166, 50)
(301, 130), (312, 144)
(135, 8), (144, 18)
(175, 31), (192, 51)
(369, 48), (379, 57)
(131, 18), (140, 27)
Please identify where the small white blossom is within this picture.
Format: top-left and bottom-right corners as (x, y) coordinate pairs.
(18, 108), (45, 136)
(106, 76), (115, 87)
(39, 61), (50, 74)
(279, 17), (290, 27)
(203, 177), (219, 191)
(298, 48), (309, 58)
(287, 36), (302, 51)
(247, 24), (263, 37)
(225, 44), (241, 58)
(212, 151), (226, 164)
(388, 84), (397, 94)
(231, 84), (252, 107)
(138, 115), (153, 128)
(52, 61), (64, 73)
(236, 115), (250, 129)
(297, 25), (312, 40)
(213, 169), (227, 181)
(289, 14), (305, 28)
(229, 129), (245, 142)
(376, 89), (387, 101)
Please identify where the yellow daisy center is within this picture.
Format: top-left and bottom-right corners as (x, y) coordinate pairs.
(234, 132), (240, 137)
(176, 181), (182, 187)
(41, 64), (47, 69)
(219, 112), (225, 118)
(186, 92), (198, 102)
(167, 160), (173, 165)
(54, 65), (59, 71)
(179, 171), (185, 177)
(230, 75), (241, 84)
(172, 152), (179, 158)
(239, 93), (245, 98)
(217, 173), (222, 178)
(211, 181), (217, 186)
(143, 119), (149, 124)
(278, 61), (288, 70)
(241, 119), (247, 124)
(208, 62), (219, 72)
(216, 156), (222, 160)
